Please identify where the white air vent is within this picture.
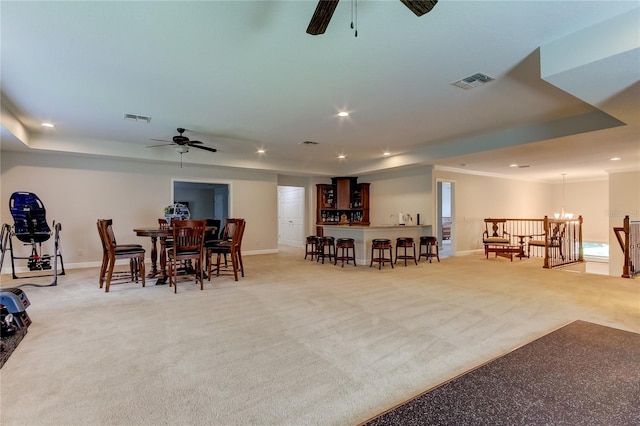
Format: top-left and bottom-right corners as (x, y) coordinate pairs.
(124, 113), (152, 123)
(300, 140), (319, 145)
(451, 72), (495, 90)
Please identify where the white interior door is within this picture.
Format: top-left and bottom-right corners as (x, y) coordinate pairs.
(278, 186), (305, 247)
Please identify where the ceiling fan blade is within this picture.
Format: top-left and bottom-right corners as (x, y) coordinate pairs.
(190, 144), (217, 153)
(186, 140), (203, 145)
(150, 138), (171, 143)
(399, 0), (438, 17)
(306, 0), (340, 35)
(146, 143), (175, 148)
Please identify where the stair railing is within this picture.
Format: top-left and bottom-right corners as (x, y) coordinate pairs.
(614, 215), (639, 278)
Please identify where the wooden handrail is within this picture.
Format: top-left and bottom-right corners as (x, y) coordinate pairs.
(613, 216), (631, 278)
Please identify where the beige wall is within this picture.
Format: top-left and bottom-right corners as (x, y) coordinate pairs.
(2, 150), (634, 276)
(1, 151), (278, 271)
(433, 170), (553, 252)
(366, 166), (433, 226)
(556, 179), (609, 243)
(432, 170), (616, 253)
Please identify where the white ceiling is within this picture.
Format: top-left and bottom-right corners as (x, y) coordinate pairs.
(1, 1), (639, 183)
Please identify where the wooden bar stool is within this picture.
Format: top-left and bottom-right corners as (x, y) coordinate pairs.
(395, 237), (417, 266)
(419, 236), (440, 263)
(305, 236), (319, 260)
(316, 236), (335, 264)
(334, 238), (356, 267)
(370, 239), (394, 269)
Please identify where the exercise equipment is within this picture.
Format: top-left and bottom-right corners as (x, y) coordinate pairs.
(0, 192), (64, 287)
(0, 288), (31, 329)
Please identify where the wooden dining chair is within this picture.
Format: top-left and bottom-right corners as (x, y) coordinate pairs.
(167, 219), (206, 293)
(158, 218), (175, 245)
(206, 218), (245, 281)
(96, 219), (145, 292)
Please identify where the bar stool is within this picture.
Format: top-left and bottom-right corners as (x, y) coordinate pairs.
(334, 238), (356, 267)
(316, 236), (335, 264)
(370, 239), (394, 269)
(305, 236), (319, 260)
(418, 236), (440, 263)
(395, 237), (417, 266)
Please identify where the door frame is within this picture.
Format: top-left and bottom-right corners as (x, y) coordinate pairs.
(171, 178), (232, 218)
(436, 179), (455, 255)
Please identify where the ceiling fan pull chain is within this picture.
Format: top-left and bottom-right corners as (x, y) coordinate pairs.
(350, 0), (354, 29)
(351, 0), (358, 37)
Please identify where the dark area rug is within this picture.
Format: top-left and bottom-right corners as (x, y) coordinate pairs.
(362, 320), (640, 426)
(0, 327), (28, 369)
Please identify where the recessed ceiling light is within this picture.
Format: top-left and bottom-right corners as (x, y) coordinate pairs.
(610, 157), (621, 161)
(337, 111), (349, 117)
(41, 122), (55, 128)
(257, 148), (265, 154)
(509, 163), (519, 167)
(383, 152), (391, 156)
(338, 154), (346, 159)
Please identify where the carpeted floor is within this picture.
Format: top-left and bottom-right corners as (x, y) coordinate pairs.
(1, 247), (639, 425)
(363, 320), (640, 426)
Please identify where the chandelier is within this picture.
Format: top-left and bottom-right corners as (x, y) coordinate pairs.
(554, 174), (573, 219)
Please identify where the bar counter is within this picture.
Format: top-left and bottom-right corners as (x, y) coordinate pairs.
(321, 224), (432, 265)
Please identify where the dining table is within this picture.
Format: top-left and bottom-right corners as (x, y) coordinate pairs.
(133, 226), (217, 284)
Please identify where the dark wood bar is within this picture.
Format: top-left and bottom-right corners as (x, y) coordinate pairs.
(316, 177), (370, 235)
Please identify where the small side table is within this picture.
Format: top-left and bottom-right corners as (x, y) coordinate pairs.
(485, 244), (522, 262)
(514, 234), (531, 258)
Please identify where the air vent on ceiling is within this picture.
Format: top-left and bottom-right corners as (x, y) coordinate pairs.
(451, 72), (495, 90)
(124, 113), (152, 123)
(300, 140), (319, 145)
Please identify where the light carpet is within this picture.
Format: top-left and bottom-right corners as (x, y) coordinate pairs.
(1, 247), (638, 425)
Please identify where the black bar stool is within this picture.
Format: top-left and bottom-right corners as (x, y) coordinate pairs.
(370, 239), (393, 269)
(316, 236), (335, 264)
(305, 236), (319, 260)
(335, 238), (356, 267)
(395, 237), (417, 266)
(418, 236), (440, 263)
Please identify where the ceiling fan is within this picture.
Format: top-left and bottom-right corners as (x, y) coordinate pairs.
(306, 0), (438, 35)
(147, 128), (218, 154)
(147, 128), (217, 167)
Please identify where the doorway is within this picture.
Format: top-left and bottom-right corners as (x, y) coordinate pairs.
(436, 180), (454, 257)
(278, 186), (305, 247)
(172, 179), (230, 228)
